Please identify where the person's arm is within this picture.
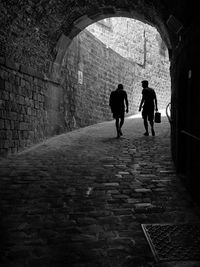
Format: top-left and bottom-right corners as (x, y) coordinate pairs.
(139, 89), (144, 111)
(125, 92), (129, 113)
(109, 92), (113, 108)
(139, 96), (144, 111)
(154, 91), (158, 111)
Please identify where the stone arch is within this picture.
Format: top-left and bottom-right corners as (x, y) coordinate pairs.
(1, 0), (200, 201)
(53, 15), (171, 137)
(50, 7), (172, 81)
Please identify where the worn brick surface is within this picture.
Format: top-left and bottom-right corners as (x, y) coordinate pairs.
(0, 115), (199, 266)
(87, 18), (171, 110)
(0, 61), (65, 157)
(0, 18), (171, 158)
(62, 24), (170, 129)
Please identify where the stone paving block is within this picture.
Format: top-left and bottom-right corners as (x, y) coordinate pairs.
(115, 174), (122, 178)
(107, 189), (119, 194)
(118, 171), (130, 175)
(129, 148), (137, 153)
(103, 164), (115, 168)
(153, 188), (166, 192)
(103, 182), (119, 187)
(112, 194), (129, 199)
(135, 188), (152, 193)
(116, 164), (127, 168)
(127, 198), (140, 204)
(0, 117), (199, 266)
(134, 203), (153, 209)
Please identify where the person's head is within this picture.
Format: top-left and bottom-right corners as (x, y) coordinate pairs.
(118, 84), (123, 90)
(141, 80), (148, 88)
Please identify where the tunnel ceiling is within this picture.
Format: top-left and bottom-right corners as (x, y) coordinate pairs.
(0, 0), (198, 72)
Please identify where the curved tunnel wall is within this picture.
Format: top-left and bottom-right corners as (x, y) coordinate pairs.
(1, 0), (200, 201)
(0, 59), (65, 156)
(62, 27), (171, 129)
(0, 24), (170, 157)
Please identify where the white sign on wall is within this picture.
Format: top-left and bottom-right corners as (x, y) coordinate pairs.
(78, 70), (83, 84)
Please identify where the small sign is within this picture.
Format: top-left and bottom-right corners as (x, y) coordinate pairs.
(188, 69), (192, 79)
(78, 70), (83, 84)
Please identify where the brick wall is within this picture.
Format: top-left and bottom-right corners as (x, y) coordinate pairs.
(87, 18), (171, 110)
(62, 28), (171, 129)
(0, 20), (171, 157)
(0, 58), (64, 157)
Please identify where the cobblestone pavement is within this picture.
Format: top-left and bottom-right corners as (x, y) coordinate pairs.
(0, 115), (200, 267)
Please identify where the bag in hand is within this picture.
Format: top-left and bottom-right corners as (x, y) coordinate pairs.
(154, 111), (161, 123)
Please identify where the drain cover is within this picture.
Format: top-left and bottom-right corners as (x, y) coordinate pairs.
(142, 224), (200, 262)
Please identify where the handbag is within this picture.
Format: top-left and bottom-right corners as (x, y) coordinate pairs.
(154, 111), (161, 123)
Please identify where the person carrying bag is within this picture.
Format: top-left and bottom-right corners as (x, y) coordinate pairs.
(154, 111), (161, 123)
(139, 80), (158, 136)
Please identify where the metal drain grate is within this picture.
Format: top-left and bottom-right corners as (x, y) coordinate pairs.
(142, 223), (200, 262)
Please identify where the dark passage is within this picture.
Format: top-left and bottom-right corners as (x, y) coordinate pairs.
(0, 116), (199, 266)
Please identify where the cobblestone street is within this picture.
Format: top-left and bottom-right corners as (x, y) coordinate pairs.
(0, 114), (200, 267)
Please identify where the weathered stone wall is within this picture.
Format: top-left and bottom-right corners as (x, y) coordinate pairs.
(0, 1), (174, 73)
(0, 19), (171, 157)
(62, 30), (139, 128)
(61, 24), (171, 129)
(87, 18), (171, 110)
(0, 58), (64, 157)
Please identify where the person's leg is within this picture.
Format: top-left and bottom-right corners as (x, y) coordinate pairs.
(119, 114), (124, 136)
(149, 111), (155, 136)
(142, 110), (149, 135)
(115, 117), (120, 138)
(143, 118), (149, 136)
(149, 120), (155, 136)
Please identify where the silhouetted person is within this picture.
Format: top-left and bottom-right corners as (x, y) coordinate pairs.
(139, 80), (158, 136)
(109, 84), (129, 138)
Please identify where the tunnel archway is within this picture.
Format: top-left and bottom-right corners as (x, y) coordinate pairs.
(56, 16), (171, 130)
(46, 6), (173, 139)
(50, 8), (172, 82)
(43, 3), (200, 203)
(1, 1), (200, 202)
(0, 1), (175, 158)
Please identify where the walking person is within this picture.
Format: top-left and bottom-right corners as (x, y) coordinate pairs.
(109, 84), (129, 138)
(139, 80), (158, 136)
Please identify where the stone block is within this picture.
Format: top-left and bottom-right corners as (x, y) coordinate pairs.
(0, 119), (4, 129)
(33, 92), (38, 101)
(2, 90), (9, 100)
(9, 93), (15, 101)
(12, 130), (19, 139)
(5, 59), (20, 71)
(10, 120), (15, 130)
(19, 122), (28, 131)
(0, 140), (5, 148)
(34, 101), (39, 109)
(10, 112), (18, 121)
(134, 188), (151, 193)
(20, 65), (38, 78)
(18, 96), (25, 105)
(103, 182), (119, 187)
(0, 130), (6, 139)
(5, 120), (11, 130)
(4, 140), (10, 148)
(21, 79), (26, 87)
(0, 57), (5, 65)
(0, 100), (5, 109)
(23, 74), (33, 83)
(27, 107), (32, 115)
(133, 203), (154, 213)
(0, 77), (5, 90)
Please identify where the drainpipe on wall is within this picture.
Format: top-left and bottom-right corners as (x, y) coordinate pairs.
(137, 29), (147, 68)
(143, 30), (147, 68)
